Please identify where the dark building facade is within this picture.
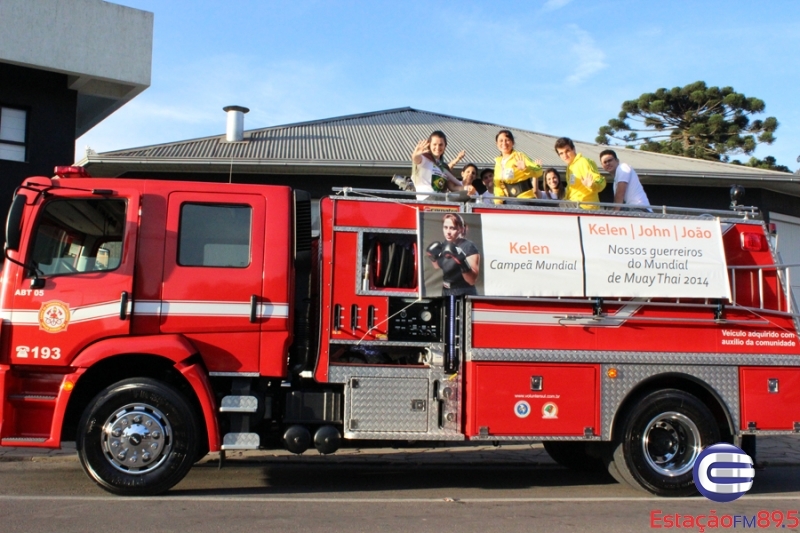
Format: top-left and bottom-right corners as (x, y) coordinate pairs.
(0, 63), (78, 216)
(0, 0), (153, 245)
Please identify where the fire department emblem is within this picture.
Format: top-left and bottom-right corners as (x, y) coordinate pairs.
(38, 301), (70, 333)
(542, 402), (558, 419)
(514, 400), (531, 418)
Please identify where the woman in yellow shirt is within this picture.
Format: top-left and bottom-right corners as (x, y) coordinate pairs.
(493, 130), (542, 202)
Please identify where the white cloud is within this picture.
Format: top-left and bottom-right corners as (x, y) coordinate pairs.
(542, 0), (573, 12)
(565, 25), (607, 85)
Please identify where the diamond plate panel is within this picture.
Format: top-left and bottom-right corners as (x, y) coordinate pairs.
(219, 395), (258, 412)
(330, 365), (434, 382)
(469, 435), (601, 442)
(600, 364), (739, 440)
(468, 348), (800, 367)
(348, 377), (429, 432)
(741, 430), (800, 436)
(222, 432), (260, 450)
(334, 365), (462, 438)
(337, 432), (464, 440)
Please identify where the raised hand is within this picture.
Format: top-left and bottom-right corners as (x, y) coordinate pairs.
(412, 139), (430, 158)
(581, 173), (596, 189)
(514, 152), (527, 170)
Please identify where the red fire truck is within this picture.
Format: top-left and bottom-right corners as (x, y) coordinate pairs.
(1, 167), (798, 497)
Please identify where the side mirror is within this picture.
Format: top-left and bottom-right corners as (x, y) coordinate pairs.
(5, 194), (26, 251)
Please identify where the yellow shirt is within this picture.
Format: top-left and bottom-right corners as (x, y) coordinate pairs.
(493, 150), (542, 202)
(565, 153), (606, 210)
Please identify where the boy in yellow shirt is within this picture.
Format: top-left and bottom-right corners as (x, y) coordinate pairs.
(554, 137), (605, 210)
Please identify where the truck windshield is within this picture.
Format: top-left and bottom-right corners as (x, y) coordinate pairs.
(29, 198), (126, 276)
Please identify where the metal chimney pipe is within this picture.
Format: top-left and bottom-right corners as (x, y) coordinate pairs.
(223, 105), (249, 142)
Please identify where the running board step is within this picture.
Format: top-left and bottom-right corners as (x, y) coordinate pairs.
(219, 395), (258, 413)
(221, 432), (260, 450)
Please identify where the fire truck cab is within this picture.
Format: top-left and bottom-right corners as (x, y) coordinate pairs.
(1, 169), (798, 497)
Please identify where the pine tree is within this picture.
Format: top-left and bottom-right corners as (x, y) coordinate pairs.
(596, 81), (779, 163)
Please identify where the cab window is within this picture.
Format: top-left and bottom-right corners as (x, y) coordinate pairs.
(177, 203), (252, 267)
(29, 199), (126, 276)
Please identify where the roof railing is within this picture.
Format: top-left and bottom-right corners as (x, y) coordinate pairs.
(330, 186), (761, 221)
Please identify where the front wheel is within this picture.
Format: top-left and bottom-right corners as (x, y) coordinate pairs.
(77, 378), (199, 496)
(611, 389), (720, 497)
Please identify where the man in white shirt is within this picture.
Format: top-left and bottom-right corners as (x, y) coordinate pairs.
(599, 149), (651, 212)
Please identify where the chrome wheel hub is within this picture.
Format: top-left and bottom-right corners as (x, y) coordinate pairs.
(102, 403), (172, 474)
(642, 411), (701, 477)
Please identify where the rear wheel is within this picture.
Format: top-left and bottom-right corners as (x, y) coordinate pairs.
(610, 389), (720, 496)
(77, 378), (199, 496)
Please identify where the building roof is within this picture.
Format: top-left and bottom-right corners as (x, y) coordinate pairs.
(80, 107), (800, 196)
(0, 0), (153, 137)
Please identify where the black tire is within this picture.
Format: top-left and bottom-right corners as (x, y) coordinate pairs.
(543, 441), (607, 472)
(611, 389), (720, 497)
(76, 378), (199, 496)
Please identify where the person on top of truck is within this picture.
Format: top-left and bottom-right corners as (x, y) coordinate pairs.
(411, 131), (465, 194)
(555, 136), (605, 210)
(493, 129), (542, 203)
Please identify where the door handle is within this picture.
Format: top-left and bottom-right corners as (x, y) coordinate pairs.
(120, 291), (129, 320)
(250, 295), (258, 323)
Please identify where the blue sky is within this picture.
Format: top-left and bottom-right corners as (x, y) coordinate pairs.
(78, 0), (800, 171)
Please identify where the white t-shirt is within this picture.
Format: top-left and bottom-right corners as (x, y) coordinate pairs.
(613, 163), (651, 209)
(412, 156), (447, 195)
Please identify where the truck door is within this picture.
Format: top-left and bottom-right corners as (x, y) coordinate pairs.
(160, 192), (265, 373)
(8, 190), (139, 365)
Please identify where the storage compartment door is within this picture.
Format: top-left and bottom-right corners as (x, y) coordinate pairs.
(741, 367), (800, 430)
(347, 377), (429, 433)
(470, 363), (599, 437)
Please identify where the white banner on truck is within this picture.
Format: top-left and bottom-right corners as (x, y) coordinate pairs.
(418, 212), (731, 299)
(480, 214), (584, 297)
(580, 216), (731, 299)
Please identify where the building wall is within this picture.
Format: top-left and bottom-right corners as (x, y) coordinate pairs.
(0, 63), (77, 223)
(0, 63), (77, 216)
(0, 0), (153, 136)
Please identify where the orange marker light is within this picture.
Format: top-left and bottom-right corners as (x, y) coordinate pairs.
(606, 368), (618, 379)
(63, 381), (74, 391)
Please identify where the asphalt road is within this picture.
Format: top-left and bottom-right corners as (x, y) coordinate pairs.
(2, 459), (800, 533)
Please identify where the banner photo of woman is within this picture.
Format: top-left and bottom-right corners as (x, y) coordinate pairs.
(419, 212), (483, 297)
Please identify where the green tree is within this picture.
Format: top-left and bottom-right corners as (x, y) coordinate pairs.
(596, 81), (778, 162)
(730, 156), (790, 173)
